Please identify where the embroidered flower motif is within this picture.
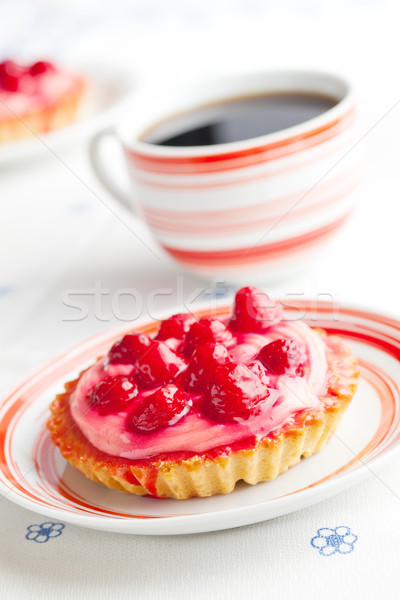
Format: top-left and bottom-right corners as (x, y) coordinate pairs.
(0, 285), (15, 296)
(311, 526), (358, 556)
(25, 522), (65, 543)
(200, 285), (235, 300)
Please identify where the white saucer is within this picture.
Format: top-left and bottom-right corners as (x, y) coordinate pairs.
(0, 301), (399, 535)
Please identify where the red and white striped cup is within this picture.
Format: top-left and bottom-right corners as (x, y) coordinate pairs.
(90, 71), (359, 283)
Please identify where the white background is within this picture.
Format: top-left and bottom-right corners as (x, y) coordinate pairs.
(0, 1), (400, 598)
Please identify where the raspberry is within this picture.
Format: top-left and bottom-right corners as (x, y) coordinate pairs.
(183, 317), (233, 356)
(87, 376), (138, 415)
(229, 286), (283, 333)
(29, 61), (54, 76)
(184, 343), (229, 392)
(203, 362), (270, 422)
(0, 60), (24, 91)
(155, 313), (196, 341)
(247, 361), (270, 386)
(258, 338), (306, 376)
(127, 384), (192, 434)
(135, 340), (187, 388)
(107, 333), (151, 365)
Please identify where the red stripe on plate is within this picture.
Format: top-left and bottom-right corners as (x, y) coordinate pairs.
(1, 301), (400, 522)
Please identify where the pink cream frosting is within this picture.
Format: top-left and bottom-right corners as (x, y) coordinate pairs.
(70, 320), (328, 460)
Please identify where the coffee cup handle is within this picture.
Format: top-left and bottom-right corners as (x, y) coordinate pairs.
(89, 128), (134, 212)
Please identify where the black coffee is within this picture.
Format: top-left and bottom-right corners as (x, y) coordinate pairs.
(142, 93), (337, 147)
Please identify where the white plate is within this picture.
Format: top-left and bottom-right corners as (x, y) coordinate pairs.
(1, 301), (399, 535)
(0, 63), (135, 166)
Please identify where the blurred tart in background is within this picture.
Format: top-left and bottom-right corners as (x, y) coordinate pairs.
(0, 59), (86, 143)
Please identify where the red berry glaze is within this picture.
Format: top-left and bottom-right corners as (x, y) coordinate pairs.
(155, 313), (196, 341)
(184, 343), (230, 392)
(259, 338), (306, 376)
(203, 362), (270, 423)
(107, 333), (151, 365)
(127, 384), (192, 434)
(0, 60), (24, 91)
(229, 286), (283, 333)
(135, 340), (187, 388)
(83, 289), (312, 436)
(29, 61), (54, 76)
(88, 376), (138, 415)
(182, 317), (234, 356)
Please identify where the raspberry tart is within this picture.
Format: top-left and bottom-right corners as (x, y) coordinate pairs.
(0, 59), (85, 143)
(48, 287), (359, 499)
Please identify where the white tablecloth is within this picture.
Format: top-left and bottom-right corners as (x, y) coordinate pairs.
(1, 1), (400, 598)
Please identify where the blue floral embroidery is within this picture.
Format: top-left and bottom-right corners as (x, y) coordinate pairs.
(68, 200), (92, 214)
(199, 285), (235, 300)
(311, 526), (357, 556)
(0, 285), (16, 296)
(26, 522), (65, 543)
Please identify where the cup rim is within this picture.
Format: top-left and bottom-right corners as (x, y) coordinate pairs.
(118, 69), (354, 158)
